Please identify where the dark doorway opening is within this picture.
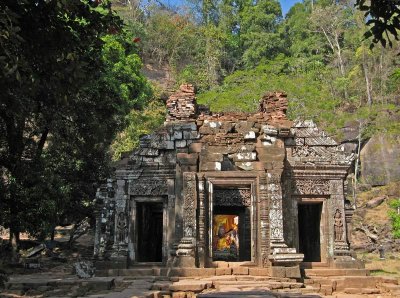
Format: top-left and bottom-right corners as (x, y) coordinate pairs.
(137, 202), (163, 262)
(298, 203), (322, 262)
(212, 206), (251, 261)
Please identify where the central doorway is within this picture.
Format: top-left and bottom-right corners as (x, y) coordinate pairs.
(137, 202), (163, 262)
(212, 206), (251, 261)
(298, 203), (322, 262)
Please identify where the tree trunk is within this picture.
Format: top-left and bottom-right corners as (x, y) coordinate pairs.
(9, 226), (20, 262)
(363, 62), (372, 106)
(335, 34), (348, 99)
(51, 227), (55, 241)
(353, 120), (363, 209)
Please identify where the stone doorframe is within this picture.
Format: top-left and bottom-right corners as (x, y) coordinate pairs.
(202, 172), (261, 265)
(296, 197), (329, 264)
(129, 196), (169, 265)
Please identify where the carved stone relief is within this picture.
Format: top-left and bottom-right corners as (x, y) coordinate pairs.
(214, 188), (251, 207)
(292, 145), (318, 158)
(130, 179), (168, 196)
(268, 174), (285, 242)
(116, 212), (128, 243)
(292, 179), (329, 195)
(182, 173), (197, 238)
(334, 209), (344, 242)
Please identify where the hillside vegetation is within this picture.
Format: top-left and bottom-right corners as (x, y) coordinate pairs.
(111, 0), (400, 153)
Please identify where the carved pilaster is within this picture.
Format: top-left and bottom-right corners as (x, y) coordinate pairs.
(268, 173), (285, 245)
(176, 172), (197, 267)
(259, 174), (270, 268)
(330, 180), (350, 254)
(268, 173), (303, 265)
(93, 186), (107, 259)
(111, 179), (128, 259)
(182, 173), (197, 238)
(197, 174), (206, 267)
(344, 201), (354, 247)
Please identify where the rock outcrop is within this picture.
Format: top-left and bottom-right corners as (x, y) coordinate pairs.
(360, 134), (400, 186)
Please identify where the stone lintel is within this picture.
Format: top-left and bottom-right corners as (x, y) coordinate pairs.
(288, 168), (349, 179)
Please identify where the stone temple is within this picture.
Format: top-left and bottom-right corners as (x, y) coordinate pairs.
(93, 84), (358, 278)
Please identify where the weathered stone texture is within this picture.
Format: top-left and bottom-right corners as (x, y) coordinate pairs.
(94, 85), (356, 274)
(360, 134), (400, 186)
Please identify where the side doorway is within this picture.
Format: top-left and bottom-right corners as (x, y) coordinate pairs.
(298, 201), (326, 263)
(131, 197), (168, 265)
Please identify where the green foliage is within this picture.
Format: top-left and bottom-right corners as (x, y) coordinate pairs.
(388, 199), (400, 239)
(0, 0), (151, 241)
(102, 33), (152, 109)
(197, 55), (340, 125)
(239, 0), (283, 68)
(111, 100), (166, 160)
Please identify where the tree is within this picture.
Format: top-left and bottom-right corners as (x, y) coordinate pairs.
(0, 0), (151, 253)
(355, 0), (400, 48)
(239, 0), (283, 68)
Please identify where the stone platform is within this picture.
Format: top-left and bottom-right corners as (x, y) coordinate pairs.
(2, 267), (400, 298)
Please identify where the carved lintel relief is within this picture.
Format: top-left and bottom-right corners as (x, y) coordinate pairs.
(292, 179), (329, 195)
(292, 145), (318, 158)
(213, 188), (251, 207)
(182, 173), (197, 238)
(130, 179), (168, 196)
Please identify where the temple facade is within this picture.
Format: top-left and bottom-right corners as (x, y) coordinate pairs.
(93, 85), (357, 277)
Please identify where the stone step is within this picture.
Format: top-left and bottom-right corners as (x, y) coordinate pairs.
(212, 280), (302, 287)
(4, 276), (118, 297)
(96, 268), (157, 277)
(303, 268), (369, 277)
(96, 267), (271, 278)
(302, 274), (399, 296)
(169, 280), (212, 292)
(380, 282), (400, 294)
(343, 287), (381, 295)
(197, 290), (320, 298)
(200, 275), (292, 282)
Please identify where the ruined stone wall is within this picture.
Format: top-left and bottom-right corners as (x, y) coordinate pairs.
(94, 85), (354, 270)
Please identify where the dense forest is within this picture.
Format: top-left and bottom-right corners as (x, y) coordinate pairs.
(111, 0), (400, 158)
(1, 0), (399, 251)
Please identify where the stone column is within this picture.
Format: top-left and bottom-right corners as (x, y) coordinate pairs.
(176, 172), (197, 267)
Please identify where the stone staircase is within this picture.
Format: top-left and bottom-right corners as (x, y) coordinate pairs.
(301, 268), (400, 296)
(3, 267), (400, 298)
